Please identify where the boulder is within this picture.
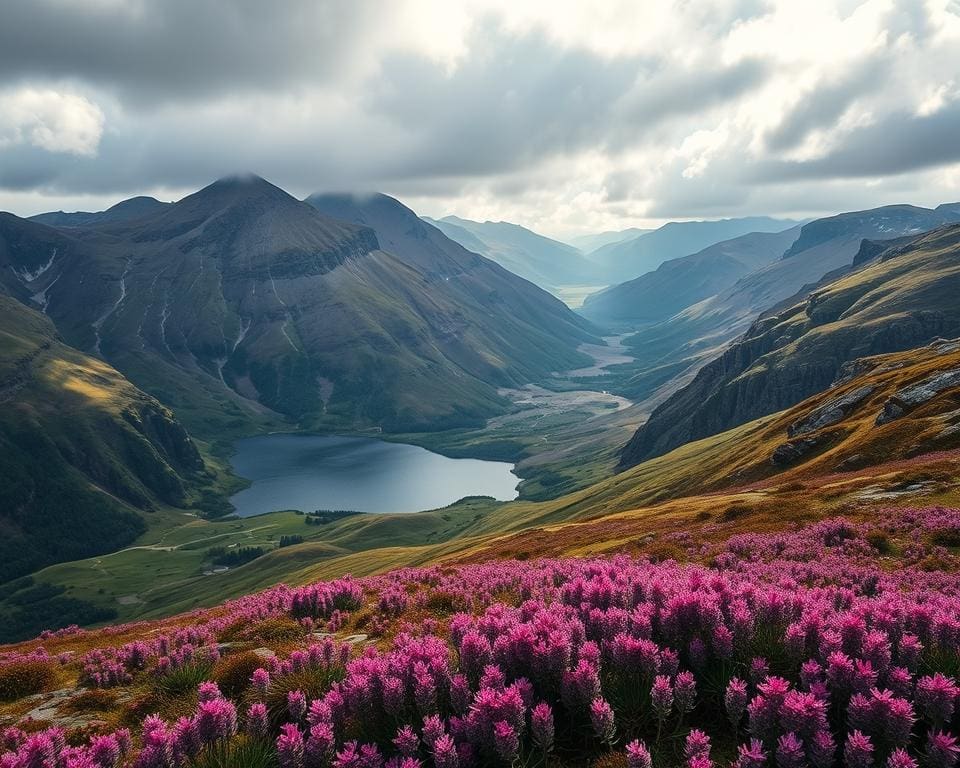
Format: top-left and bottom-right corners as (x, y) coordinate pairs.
(788, 385), (874, 437)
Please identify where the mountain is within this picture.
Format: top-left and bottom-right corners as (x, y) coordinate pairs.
(3, 176), (598, 434)
(423, 214), (595, 289)
(580, 226), (801, 327)
(0, 295), (204, 583)
(565, 227), (650, 253)
(588, 216), (800, 283)
(620, 222), (960, 467)
(28, 196), (170, 228)
(620, 203), (960, 402)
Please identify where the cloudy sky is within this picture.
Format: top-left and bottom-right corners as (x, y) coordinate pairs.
(2, 0), (959, 238)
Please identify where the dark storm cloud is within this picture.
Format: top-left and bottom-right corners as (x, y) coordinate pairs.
(751, 100), (960, 182)
(0, 0), (380, 104)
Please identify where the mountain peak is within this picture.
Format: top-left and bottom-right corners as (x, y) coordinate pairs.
(179, 173), (296, 211)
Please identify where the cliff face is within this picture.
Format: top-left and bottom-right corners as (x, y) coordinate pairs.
(620, 224), (960, 468)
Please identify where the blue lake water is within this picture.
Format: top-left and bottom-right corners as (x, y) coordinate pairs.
(228, 434), (518, 517)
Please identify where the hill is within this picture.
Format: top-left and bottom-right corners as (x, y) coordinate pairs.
(0, 295), (205, 585)
(580, 227), (801, 327)
(588, 215), (799, 283)
(621, 222), (960, 466)
(28, 196), (170, 228)
(565, 226), (650, 253)
(4, 176), (598, 435)
(424, 214), (595, 290)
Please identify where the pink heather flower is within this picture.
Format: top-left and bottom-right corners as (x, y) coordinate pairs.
(926, 731), (960, 768)
(492, 721), (519, 764)
(887, 749), (918, 768)
(685, 729), (711, 761)
(750, 658), (770, 684)
(675, 670), (697, 715)
(660, 648), (680, 677)
(88, 734), (122, 768)
(626, 740), (653, 768)
(195, 698), (237, 743)
(172, 716), (201, 760)
(887, 667), (913, 698)
(422, 715), (445, 749)
(394, 725), (420, 757)
(590, 698), (616, 743)
(734, 739), (768, 768)
(808, 730), (836, 768)
(197, 680), (222, 702)
(433, 734), (459, 768)
(652, 675), (673, 720)
(780, 690), (829, 737)
(252, 667), (271, 696)
(844, 731), (875, 768)
(450, 674), (472, 714)
(2, 727), (25, 751)
(247, 701), (270, 740)
(288, 690), (308, 722)
(306, 722), (336, 767)
(898, 634), (923, 670)
(775, 732), (805, 768)
(849, 688), (915, 748)
(917, 674), (959, 727)
(726, 678), (748, 729)
(531, 702), (554, 753)
(278, 723), (306, 768)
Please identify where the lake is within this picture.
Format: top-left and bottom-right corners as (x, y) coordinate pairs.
(228, 434), (519, 518)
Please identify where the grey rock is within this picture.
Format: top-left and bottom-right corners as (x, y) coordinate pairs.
(876, 367), (960, 424)
(788, 385), (875, 437)
(771, 437), (822, 466)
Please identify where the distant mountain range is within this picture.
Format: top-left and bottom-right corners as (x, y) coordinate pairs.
(581, 226), (802, 326)
(565, 227), (650, 253)
(423, 215), (595, 290)
(587, 216), (801, 283)
(616, 203), (960, 403)
(621, 221), (960, 466)
(3, 175), (598, 437)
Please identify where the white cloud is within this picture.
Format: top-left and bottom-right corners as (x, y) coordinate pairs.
(0, 87), (103, 156)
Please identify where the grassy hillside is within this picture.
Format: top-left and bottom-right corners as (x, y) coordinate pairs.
(0, 296), (210, 594)
(17, 335), (959, 633)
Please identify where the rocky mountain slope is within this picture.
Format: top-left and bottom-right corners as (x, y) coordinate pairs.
(621, 222), (960, 466)
(9, 176), (597, 434)
(580, 226), (801, 327)
(0, 295), (204, 583)
(587, 215), (798, 283)
(619, 203), (960, 402)
(423, 214), (595, 290)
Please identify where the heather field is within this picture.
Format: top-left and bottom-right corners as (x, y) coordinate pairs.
(2, 506), (960, 768)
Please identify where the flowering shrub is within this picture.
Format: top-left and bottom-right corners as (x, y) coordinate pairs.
(1, 507), (959, 766)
